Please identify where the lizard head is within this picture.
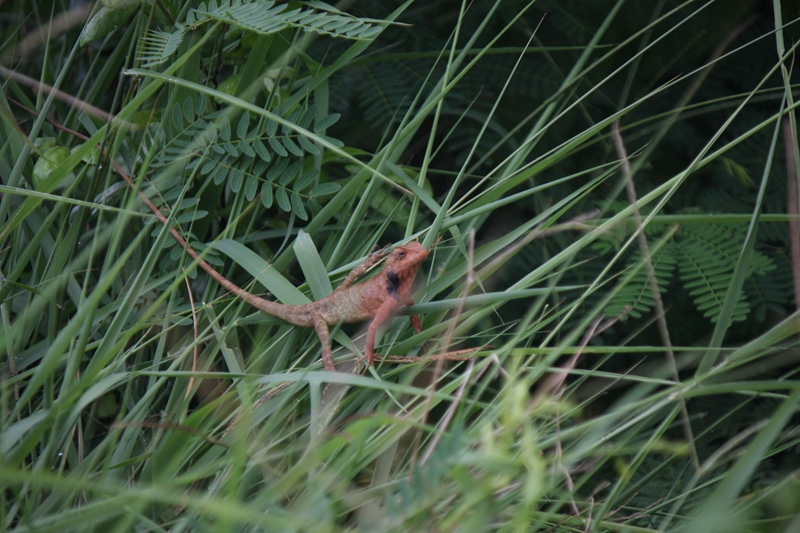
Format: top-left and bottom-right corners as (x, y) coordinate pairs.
(386, 241), (428, 275)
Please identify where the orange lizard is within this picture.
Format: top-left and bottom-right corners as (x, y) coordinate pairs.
(208, 240), (429, 372)
(110, 156), (427, 371)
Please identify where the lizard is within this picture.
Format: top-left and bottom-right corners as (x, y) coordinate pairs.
(221, 240), (430, 372)
(106, 151), (428, 371)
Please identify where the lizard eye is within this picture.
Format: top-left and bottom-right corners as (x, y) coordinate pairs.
(396, 251), (406, 259)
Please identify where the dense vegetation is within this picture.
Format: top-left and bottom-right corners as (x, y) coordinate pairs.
(2, 0), (800, 531)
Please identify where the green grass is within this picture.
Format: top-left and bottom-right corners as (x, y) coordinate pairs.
(2, 0), (800, 531)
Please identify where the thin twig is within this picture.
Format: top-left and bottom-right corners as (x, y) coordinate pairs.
(0, 66), (131, 128)
(583, 496), (593, 533)
(534, 314), (621, 402)
(783, 117), (800, 339)
(377, 345), (486, 363)
(611, 123), (699, 472)
(183, 272), (200, 401)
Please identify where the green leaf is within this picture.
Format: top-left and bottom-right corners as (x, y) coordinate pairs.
(239, 140), (255, 157)
(286, 108), (302, 127)
(137, 28), (186, 67)
(220, 115), (231, 141)
(294, 231), (331, 299)
(308, 198), (322, 215)
(1, 411), (49, 454)
(297, 135), (320, 155)
(253, 158), (270, 175)
(175, 211), (208, 224)
(280, 160), (302, 186)
(183, 97), (194, 120)
(237, 110), (250, 138)
(266, 159), (288, 182)
(314, 113), (340, 132)
(212, 239), (309, 304)
(32, 146), (70, 187)
(79, 3), (139, 46)
(358, 25), (383, 39)
(261, 181), (273, 208)
(317, 133), (344, 148)
(294, 169), (318, 192)
(171, 103), (183, 129)
(322, 18), (350, 32)
(230, 168), (243, 192)
(275, 187), (290, 211)
(224, 141), (238, 157)
(254, 139), (271, 162)
(268, 137), (288, 157)
(244, 176), (258, 201)
(213, 165), (229, 185)
(291, 191), (307, 220)
(176, 198), (199, 210)
(282, 136), (304, 157)
(310, 182), (340, 197)
(200, 160), (217, 175)
(195, 94), (206, 115)
(299, 106), (316, 129)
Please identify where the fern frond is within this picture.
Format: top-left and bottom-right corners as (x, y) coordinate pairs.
(194, 0), (382, 40)
(604, 248), (677, 320)
(674, 225), (774, 323)
(149, 97), (341, 222)
(137, 27), (186, 67)
(745, 250), (791, 321)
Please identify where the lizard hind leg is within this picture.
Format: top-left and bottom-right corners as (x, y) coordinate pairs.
(313, 317), (336, 372)
(409, 313), (428, 354)
(407, 296), (428, 354)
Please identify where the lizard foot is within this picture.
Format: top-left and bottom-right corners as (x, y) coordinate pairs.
(354, 354), (375, 374)
(370, 243), (391, 260)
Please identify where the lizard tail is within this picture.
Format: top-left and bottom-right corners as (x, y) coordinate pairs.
(114, 162), (288, 318)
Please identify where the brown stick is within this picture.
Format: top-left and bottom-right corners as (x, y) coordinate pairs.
(0, 67), (129, 127)
(183, 272), (200, 400)
(612, 123), (699, 472)
(783, 117), (800, 332)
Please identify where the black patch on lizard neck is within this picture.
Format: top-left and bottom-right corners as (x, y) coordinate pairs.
(386, 271), (400, 300)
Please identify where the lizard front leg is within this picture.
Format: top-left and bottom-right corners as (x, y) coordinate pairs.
(361, 298), (426, 367)
(363, 299), (398, 366)
(313, 316), (336, 372)
(334, 245), (390, 292)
